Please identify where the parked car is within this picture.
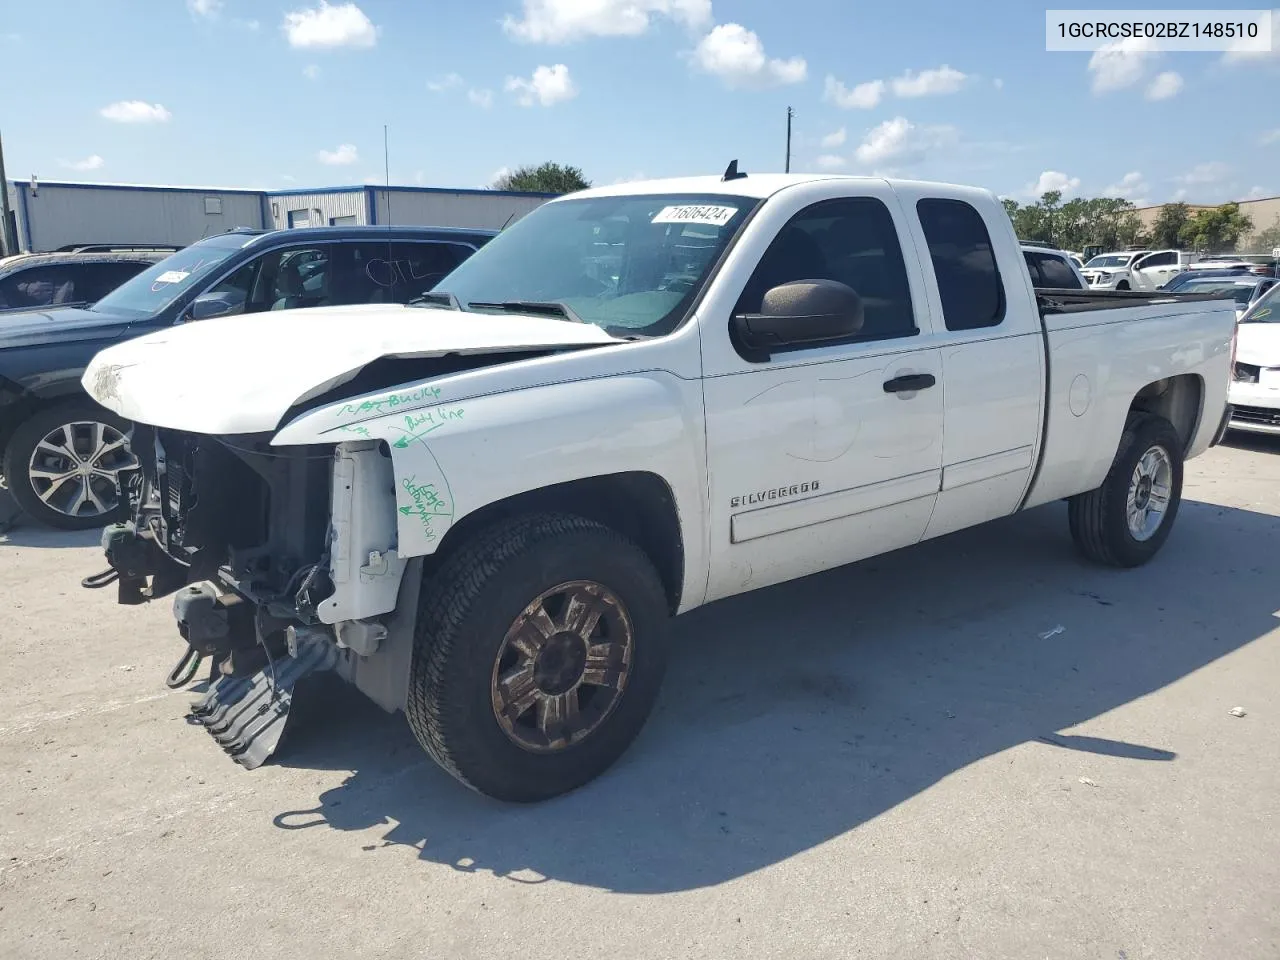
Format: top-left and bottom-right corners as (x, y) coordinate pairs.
(84, 172), (1236, 801)
(1161, 267), (1252, 291)
(1022, 244), (1085, 288)
(1228, 283), (1280, 434)
(1191, 254), (1278, 278)
(0, 251), (168, 312)
(0, 225), (494, 529)
(1171, 275), (1276, 318)
(1081, 249), (1196, 291)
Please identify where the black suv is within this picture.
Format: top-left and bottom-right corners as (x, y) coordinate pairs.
(0, 225), (494, 529)
(0, 250), (171, 312)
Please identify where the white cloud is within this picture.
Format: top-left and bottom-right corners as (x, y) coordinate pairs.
(281, 174), (297, 182)
(99, 100), (172, 123)
(1145, 71), (1183, 101)
(282, 2), (377, 49)
(993, 77), (1004, 90)
(468, 88), (494, 108)
(303, 64), (321, 80)
(824, 75), (884, 109)
(1175, 161), (1229, 186)
(1263, 129), (1280, 145)
(490, 166), (512, 185)
(1103, 171), (1148, 199)
(505, 63), (578, 106)
(187, 0), (222, 17)
(1027, 170), (1081, 197)
(854, 116), (956, 167)
(317, 143), (359, 165)
(692, 23), (805, 88)
(414, 170), (426, 184)
(234, 18), (261, 31)
(1247, 185), (1271, 199)
(427, 72), (463, 92)
(503, 0), (711, 43)
(58, 154), (105, 172)
(1222, 9), (1279, 63)
(820, 126), (847, 148)
(612, 171), (648, 183)
(1088, 37), (1155, 94)
(814, 154), (848, 170)
(891, 65), (967, 98)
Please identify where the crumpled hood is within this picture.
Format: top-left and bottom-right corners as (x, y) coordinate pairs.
(83, 303), (622, 435)
(0, 306), (134, 348)
(1236, 321), (1280, 366)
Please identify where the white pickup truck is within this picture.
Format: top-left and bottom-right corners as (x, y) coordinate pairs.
(83, 171), (1236, 802)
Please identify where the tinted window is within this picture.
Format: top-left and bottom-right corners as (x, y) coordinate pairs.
(735, 197), (916, 342)
(917, 199), (1005, 331)
(1032, 253), (1081, 289)
(382, 241), (471, 301)
(0, 265), (82, 309)
(78, 261), (153, 300)
(1139, 251), (1176, 268)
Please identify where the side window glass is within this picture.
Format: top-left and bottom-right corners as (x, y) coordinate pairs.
(1023, 251), (1044, 287)
(917, 198), (1005, 331)
(0, 266), (79, 308)
(735, 197), (916, 343)
(251, 247), (332, 312)
(80, 262), (150, 301)
(204, 262), (259, 316)
(390, 242), (469, 302)
(1035, 253), (1081, 289)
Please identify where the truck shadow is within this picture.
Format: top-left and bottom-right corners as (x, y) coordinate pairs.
(270, 498), (1279, 893)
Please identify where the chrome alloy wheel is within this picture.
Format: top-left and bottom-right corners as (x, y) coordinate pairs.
(27, 420), (135, 520)
(490, 580), (635, 753)
(1126, 444), (1173, 542)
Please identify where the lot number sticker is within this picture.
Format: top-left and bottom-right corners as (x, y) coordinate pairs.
(652, 205), (739, 227)
(153, 270), (190, 284)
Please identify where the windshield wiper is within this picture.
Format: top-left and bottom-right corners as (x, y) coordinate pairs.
(407, 290), (462, 310)
(467, 300), (585, 324)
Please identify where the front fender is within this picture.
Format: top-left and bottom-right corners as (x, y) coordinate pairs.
(273, 373), (707, 599)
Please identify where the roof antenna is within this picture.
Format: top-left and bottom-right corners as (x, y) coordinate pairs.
(722, 159), (747, 182)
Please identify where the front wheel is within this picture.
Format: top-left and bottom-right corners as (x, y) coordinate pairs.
(1068, 414), (1183, 567)
(2, 401), (136, 530)
(1116, 280), (1131, 291)
(406, 513), (670, 802)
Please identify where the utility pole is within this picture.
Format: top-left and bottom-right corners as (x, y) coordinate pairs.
(0, 130), (14, 256)
(785, 106), (794, 174)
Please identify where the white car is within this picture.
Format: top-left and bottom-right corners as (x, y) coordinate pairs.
(1021, 244), (1087, 288)
(83, 171), (1236, 801)
(1082, 249), (1196, 291)
(1229, 284), (1280, 434)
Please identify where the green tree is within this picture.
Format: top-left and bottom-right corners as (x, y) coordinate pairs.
(1147, 202), (1189, 249)
(492, 162), (591, 194)
(1179, 202), (1254, 252)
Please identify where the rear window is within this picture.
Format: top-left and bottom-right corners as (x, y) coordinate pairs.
(917, 199), (1005, 331)
(1028, 252), (1081, 289)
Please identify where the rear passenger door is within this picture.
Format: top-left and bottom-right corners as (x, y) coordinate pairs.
(905, 194), (1045, 539)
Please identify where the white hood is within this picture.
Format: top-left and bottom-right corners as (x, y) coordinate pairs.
(1236, 321), (1280, 367)
(83, 303), (621, 435)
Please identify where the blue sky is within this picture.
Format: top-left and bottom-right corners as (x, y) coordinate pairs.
(4, 0), (1279, 206)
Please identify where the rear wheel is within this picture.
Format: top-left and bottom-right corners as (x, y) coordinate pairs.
(2, 401), (136, 530)
(1068, 414), (1183, 567)
(1116, 280), (1131, 291)
(406, 513), (670, 802)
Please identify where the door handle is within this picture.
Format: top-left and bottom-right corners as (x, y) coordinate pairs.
(883, 373), (936, 393)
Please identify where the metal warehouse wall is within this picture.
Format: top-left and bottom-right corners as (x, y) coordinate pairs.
(12, 182), (267, 252)
(369, 187), (551, 230)
(266, 189), (368, 230)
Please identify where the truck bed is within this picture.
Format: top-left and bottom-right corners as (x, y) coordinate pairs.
(1036, 288), (1227, 315)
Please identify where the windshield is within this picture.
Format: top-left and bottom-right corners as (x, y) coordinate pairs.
(1183, 281), (1259, 304)
(1241, 283), (1280, 321)
(91, 237), (246, 317)
(435, 193), (759, 336)
(1084, 254), (1137, 268)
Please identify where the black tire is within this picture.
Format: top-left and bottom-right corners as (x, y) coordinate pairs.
(1116, 280), (1131, 291)
(406, 513), (670, 802)
(2, 400), (134, 531)
(1068, 413), (1183, 567)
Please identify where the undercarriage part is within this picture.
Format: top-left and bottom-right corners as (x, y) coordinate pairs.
(165, 646), (204, 689)
(172, 582), (255, 657)
(100, 521), (188, 605)
(188, 632), (339, 769)
(334, 618), (386, 656)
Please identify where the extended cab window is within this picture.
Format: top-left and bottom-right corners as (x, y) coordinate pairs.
(918, 198), (1005, 331)
(1029, 252), (1081, 289)
(735, 197), (916, 342)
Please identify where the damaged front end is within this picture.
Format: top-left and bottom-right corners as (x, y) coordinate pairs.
(96, 424), (407, 768)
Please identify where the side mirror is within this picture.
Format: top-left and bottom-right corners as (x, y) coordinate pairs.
(732, 279), (864, 357)
(187, 292), (238, 322)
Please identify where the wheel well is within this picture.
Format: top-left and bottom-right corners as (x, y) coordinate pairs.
(1129, 374), (1202, 452)
(0, 390), (93, 467)
(430, 472), (685, 612)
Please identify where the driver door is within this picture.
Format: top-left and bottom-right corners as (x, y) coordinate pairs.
(699, 184), (945, 603)
(1132, 250), (1179, 290)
